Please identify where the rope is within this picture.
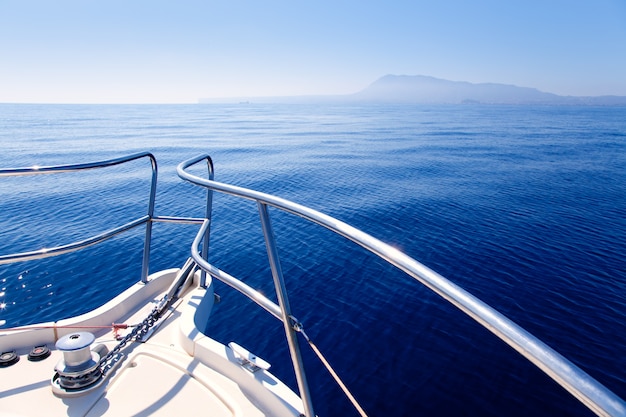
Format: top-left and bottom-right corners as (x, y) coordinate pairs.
(0, 323), (131, 331)
(298, 327), (369, 417)
(0, 323), (132, 339)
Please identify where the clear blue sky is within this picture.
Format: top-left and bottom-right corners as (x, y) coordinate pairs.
(1, 0), (625, 103)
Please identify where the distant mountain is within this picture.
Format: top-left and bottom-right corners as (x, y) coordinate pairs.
(199, 75), (626, 105)
(349, 75), (626, 105)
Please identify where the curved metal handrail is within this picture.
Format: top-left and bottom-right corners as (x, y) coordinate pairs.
(0, 153), (210, 278)
(0, 216), (150, 265)
(178, 153), (626, 417)
(190, 219), (283, 320)
(0, 151), (156, 177)
(0, 153), (158, 283)
(0, 153), (210, 275)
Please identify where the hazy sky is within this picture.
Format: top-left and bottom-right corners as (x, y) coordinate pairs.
(1, 0), (625, 103)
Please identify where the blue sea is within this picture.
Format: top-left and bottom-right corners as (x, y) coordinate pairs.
(0, 103), (625, 416)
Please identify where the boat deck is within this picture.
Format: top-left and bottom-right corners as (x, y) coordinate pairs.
(0, 269), (304, 417)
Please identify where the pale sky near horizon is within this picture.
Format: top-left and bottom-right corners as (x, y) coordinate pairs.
(1, 0), (625, 103)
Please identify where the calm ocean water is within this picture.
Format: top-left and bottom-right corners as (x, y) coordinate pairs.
(0, 103), (625, 416)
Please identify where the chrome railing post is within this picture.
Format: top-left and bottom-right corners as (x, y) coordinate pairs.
(200, 157), (214, 287)
(257, 202), (315, 417)
(140, 156), (158, 283)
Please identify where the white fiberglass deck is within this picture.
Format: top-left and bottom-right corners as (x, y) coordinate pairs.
(0, 269), (303, 417)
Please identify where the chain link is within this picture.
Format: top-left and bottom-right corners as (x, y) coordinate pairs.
(96, 263), (192, 376)
(98, 304), (162, 375)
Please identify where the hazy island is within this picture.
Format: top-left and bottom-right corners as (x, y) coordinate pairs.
(200, 74), (626, 106)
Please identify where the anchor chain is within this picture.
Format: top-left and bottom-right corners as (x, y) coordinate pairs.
(97, 259), (195, 376)
(98, 302), (163, 375)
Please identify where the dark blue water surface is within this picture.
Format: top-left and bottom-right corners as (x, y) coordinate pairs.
(1, 103), (625, 416)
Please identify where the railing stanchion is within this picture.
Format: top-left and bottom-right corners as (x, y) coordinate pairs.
(257, 202), (315, 417)
(140, 155), (158, 284)
(200, 157), (214, 287)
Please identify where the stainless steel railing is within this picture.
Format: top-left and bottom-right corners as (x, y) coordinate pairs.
(0, 152), (206, 284)
(177, 153), (626, 417)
